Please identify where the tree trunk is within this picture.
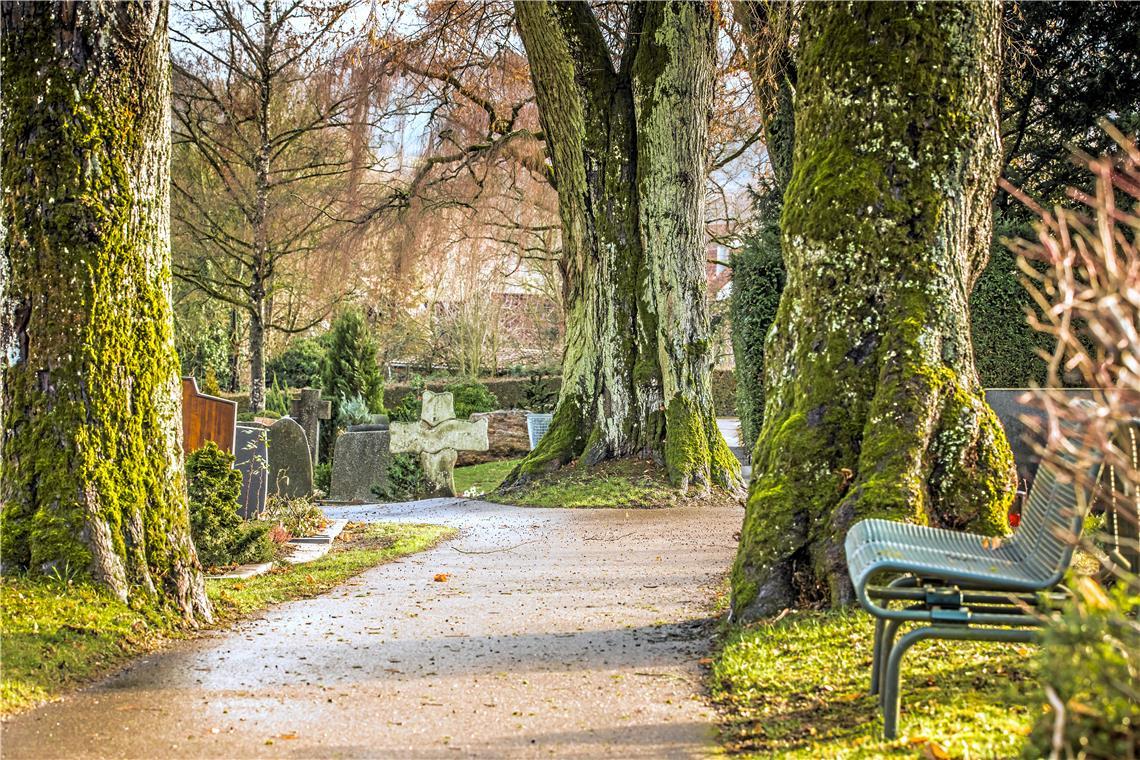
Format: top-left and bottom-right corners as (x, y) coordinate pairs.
(248, 287), (267, 412)
(730, 1), (1016, 621)
(507, 1), (741, 491)
(1, 1), (212, 624)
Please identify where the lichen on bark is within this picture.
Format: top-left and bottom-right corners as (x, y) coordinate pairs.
(730, 1), (1016, 620)
(505, 1), (741, 494)
(1, 1), (212, 624)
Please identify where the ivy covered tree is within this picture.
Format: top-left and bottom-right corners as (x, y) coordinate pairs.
(731, 1), (1016, 620)
(0, 1), (212, 623)
(323, 307), (384, 415)
(504, 1), (741, 491)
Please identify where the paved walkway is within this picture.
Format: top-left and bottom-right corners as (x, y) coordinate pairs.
(2, 498), (743, 759)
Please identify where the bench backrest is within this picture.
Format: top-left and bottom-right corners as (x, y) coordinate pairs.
(1010, 450), (1101, 584)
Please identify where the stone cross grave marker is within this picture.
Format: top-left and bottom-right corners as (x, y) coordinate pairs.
(290, 387), (332, 465)
(390, 390), (489, 497)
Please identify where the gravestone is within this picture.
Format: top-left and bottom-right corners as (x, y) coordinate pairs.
(391, 390), (489, 497)
(330, 428), (391, 502)
(181, 376), (237, 455)
(290, 388), (331, 465)
(234, 423), (269, 519)
(267, 417), (313, 499)
(526, 413), (553, 451)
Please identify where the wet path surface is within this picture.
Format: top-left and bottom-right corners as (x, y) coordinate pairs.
(1, 499), (742, 759)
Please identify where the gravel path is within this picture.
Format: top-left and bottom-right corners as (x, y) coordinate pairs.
(1, 498), (742, 759)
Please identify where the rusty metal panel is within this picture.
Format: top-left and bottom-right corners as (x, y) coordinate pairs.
(181, 377), (237, 455)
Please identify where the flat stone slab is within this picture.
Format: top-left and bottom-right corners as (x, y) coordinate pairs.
(288, 518), (347, 546)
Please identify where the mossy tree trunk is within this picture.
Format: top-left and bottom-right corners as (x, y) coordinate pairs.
(730, 1), (1016, 621)
(506, 1), (741, 492)
(1, 1), (212, 624)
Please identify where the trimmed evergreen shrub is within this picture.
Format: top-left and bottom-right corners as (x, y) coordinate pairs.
(266, 337), (327, 389)
(446, 379), (499, 419)
(265, 375), (289, 416)
(186, 441), (274, 567)
(323, 307), (385, 417)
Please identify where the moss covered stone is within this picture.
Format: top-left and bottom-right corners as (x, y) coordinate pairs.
(1, 2), (211, 624)
(730, 1), (1015, 620)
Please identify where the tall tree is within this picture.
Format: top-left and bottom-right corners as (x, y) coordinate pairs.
(505, 1), (741, 491)
(0, 1), (212, 623)
(731, 1), (1016, 620)
(170, 0), (368, 411)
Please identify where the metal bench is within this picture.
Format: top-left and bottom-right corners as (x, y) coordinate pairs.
(845, 451), (1102, 739)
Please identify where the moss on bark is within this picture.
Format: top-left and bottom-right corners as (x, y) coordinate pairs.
(730, 1), (1015, 620)
(506, 1), (741, 494)
(1, 2), (212, 624)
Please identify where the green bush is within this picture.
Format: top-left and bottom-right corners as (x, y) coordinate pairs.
(446, 379), (499, 419)
(265, 375), (289, 416)
(372, 453), (427, 501)
(1023, 579), (1139, 759)
(176, 322), (231, 390)
(971, 218), (1049, 388)
(389, 375), (426, 422)
(267, 337), (327, 389)
(730, 199), (785, 454)
(201, 366), (222, 396)
(323, 307), (384, 418)
(522, 372), (557, 412)
(313, 463), (331, 494)
(185, 442), (275, 567)
(338, 394), (372, 427)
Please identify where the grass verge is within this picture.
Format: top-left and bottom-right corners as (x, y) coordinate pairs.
(709, 608), (1039, 758)
(0, 522), (454, 714)
(488, 456), (740, 509)
(453, 458), (519, 497)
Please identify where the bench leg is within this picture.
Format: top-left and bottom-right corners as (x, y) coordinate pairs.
(878, 619), (904, 705)
(881, 626), (1037, 740)
(870, 617), (886, 695)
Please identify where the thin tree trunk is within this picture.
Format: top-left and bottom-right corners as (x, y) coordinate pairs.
(247, 0), (273, 412)
(507, 1), (740, 491)
(1, 0), (212, 624)
(731, 1), (1015, 621)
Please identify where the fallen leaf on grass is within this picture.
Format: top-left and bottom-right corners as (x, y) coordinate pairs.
(908, 737), (951, 760)
(433, 573), (450, 582)
(277, 732), (299, 740)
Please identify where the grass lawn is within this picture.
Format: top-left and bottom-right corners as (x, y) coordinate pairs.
(453, 458), (519, 496)
(710, 608), (1040, 758)
(0, 522), (453, 714)
(464, 456), (739, 509)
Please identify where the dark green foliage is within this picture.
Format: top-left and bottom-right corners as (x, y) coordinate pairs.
(313, 463), (331, 494)
(1000, 2), (1140, 215)
(185, 442), (243, 567)
(729, 189), (786, 454)
(185, 442), (274, 567)
(372, 454), (427, 501)
(388, 377), (499, 422)
(265, 375), (289, 417)
(266, 338), (327, 390)
(522, 372), (557, 412)
(1024, 581), (1139, 759)
(175, 322), (232, 390)
(447, 380), (499, 419)
(323, 308), (385, 418)
(970, 220), (1050, 388)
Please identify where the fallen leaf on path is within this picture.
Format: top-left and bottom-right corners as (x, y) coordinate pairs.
(278, 732), (299, 740)
(434, 573), (450, 582)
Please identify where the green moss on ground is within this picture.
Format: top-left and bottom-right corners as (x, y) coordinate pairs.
(0, 522), (453, 714)
(494, 457), (740, 509)
(710, 609), (1039, 758)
